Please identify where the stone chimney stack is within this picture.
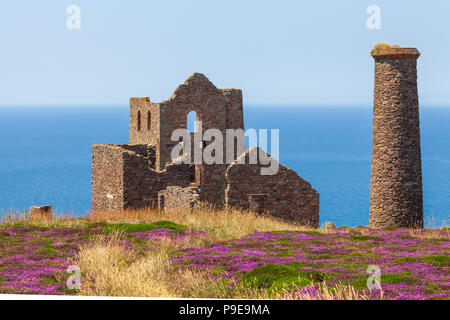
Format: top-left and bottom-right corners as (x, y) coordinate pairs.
(369, 44), (423, 229)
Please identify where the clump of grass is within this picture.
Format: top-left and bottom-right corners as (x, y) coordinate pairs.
(277, 282), (375, 300)
(371, 42), (401, 55)
(74, 233), (169, 297)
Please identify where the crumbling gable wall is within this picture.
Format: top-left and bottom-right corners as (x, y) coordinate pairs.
(159, 74), (226, 205)
(225, 147), (320, 228)
(156, 73), (244, 205)
(126, 74), (245, 206)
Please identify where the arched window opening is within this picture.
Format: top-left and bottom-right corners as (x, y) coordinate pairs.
(187, 110), (198, 133)
(137, 110), (141, 132)
(147, 111), (151, 131)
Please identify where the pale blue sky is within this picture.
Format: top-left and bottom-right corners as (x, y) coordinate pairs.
(0, 0), (449, 106)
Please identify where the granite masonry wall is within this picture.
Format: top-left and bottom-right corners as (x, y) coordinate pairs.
(225, 148), (320, 228)
(92, 144), (125, 212)
(158, 186), (200, 210)
(369, 46), (423, 228)
(92, 144), (195, 212)
(129, 98), (161, 168)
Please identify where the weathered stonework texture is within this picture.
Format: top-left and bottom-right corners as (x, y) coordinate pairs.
(226, 148), (319, 228)
(159, 186), (200, 210)
(369, 46), (423, 229)
(92, 143), (195, 212)
(92, 73), (319, 226)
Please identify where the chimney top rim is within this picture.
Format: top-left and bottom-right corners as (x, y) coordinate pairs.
(371, 45), (420, 59)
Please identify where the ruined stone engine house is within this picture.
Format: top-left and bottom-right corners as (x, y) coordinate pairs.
(92, 73), (319, 227)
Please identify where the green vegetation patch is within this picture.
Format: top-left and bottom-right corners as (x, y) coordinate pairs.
(239, 262), (327, 292)
(276, 249), (295, 257)
(419, 255), (450, 268)
(349, 234), (378, 242)
(392, 256), (419, 264)
(102, 220), (188, 233)
(34, 246), (61, 258)
(0, 231), (11, 237)
(382, 272), (417, 285)
(346, 272), (416, 290)
(299, 231), (322, 236)
(87, 221), (108, 228)
(269, 231), (292, 235)
(327, 261), (366, 270)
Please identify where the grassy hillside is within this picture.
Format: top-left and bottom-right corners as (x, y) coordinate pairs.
(0, 206), (448, 299)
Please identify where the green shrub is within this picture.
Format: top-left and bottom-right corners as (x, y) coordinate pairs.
(239, 262), (327, 292)
(102, 220), (188, 233)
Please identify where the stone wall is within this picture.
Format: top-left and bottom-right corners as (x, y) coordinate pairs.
(92, 143), (195, 212)
(225, 147), (320, 228)
(92, 144), (125, 212)
(129, 98), (160, 145)
(122, 146), (195, 209)
(159, 186), (200, 210)
(221, 88), (244, 131)
(369, 46), (423, 228)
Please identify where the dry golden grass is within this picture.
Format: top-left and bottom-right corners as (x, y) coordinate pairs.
(0, 208), (84, 227)
(75, 234), (173, 297)
(277, 282), (376, 300)
(408, 228), (450, 240)
(74, 233), (372, 299)
(371, 42), (401, 55)
(87, 203), (316, 241)
(75, 233), (232, 298)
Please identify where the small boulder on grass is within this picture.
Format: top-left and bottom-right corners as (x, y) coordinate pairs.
(30, 205), (52, 221)
(324, 222), (336, 230)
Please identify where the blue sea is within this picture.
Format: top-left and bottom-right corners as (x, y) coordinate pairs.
(0, 106), (448, 227)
